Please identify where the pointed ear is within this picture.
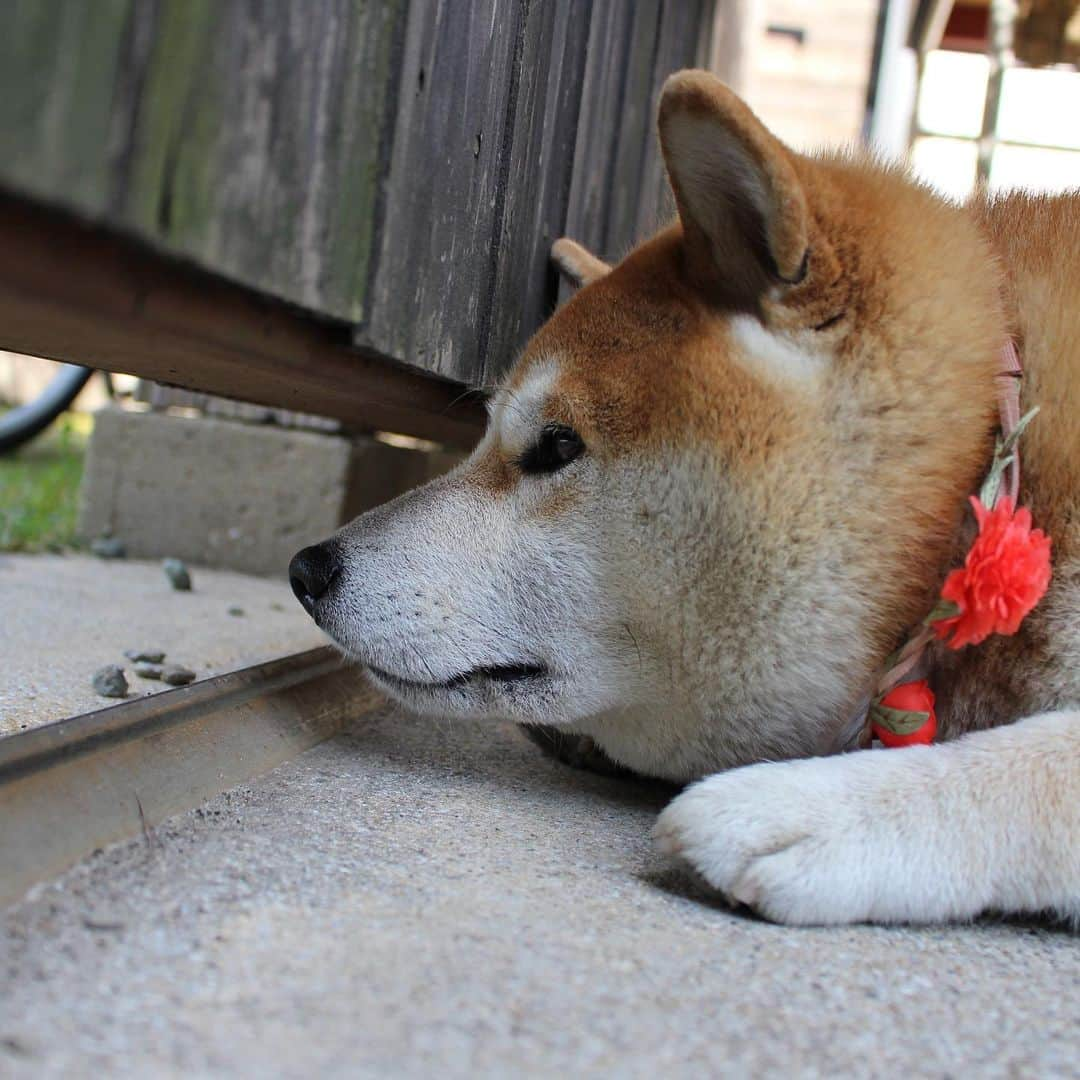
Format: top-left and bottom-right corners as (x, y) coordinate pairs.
(551, 238), (611, 288)
(658, 70), (810, 303)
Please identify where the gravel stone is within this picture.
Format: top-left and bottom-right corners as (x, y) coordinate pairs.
(91, 665), (128, 698)
(159, 664), (196, 686)
(90, 537), (126, 559)
(3, 551), (326, 738)
(133, 664), (163, 680)
(123, 649), (166, 664)
(162, 558), (192, 591)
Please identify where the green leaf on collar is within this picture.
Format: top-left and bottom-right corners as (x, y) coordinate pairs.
(868, 703), (932, 735)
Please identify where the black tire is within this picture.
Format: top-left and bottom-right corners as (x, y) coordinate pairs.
(0, 364), (94, 454)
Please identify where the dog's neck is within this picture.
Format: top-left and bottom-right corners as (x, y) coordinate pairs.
(832, 339), (1029, 753)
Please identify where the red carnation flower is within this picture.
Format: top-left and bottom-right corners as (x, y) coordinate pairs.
(933, 497), (1052, 650)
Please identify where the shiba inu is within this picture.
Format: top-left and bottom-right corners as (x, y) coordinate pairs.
(290, 71), (1079, 926)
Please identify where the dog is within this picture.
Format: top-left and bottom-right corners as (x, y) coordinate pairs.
(290, 71), (1079, 926)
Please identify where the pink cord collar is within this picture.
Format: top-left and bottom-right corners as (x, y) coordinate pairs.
(852, 341), (1028, 748)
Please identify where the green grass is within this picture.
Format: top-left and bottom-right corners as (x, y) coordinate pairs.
(0, 412), (92, 552)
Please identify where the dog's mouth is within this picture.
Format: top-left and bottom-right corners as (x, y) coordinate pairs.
(365, 661), (549, 695)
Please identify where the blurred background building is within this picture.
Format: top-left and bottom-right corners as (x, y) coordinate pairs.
(718, 0), (883, 149)
(718, 0), (1080, 196)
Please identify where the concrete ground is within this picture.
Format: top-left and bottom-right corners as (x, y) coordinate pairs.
(2, 551), (1078, 1076)
(2, 708), (1078, 1079)
(1, 552), (325, 735)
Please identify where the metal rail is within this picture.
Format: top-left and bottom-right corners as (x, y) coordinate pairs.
(0, 648), (380, 908)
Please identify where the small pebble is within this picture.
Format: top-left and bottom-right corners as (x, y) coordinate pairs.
(133, 663), (163, 680)
(227, 606), (245, 617)
(162, 558), (192, 591)
(91, 665), (128, 698)
(90, 537), (126, 560)
(124, 648), (166, 663)
(82, 912), (125, 932)
(160, 664), (196, 686)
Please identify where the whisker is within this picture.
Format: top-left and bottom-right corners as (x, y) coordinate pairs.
(456, 608), (538, 661)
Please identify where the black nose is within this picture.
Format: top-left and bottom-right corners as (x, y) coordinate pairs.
(289, 543), (341, 616)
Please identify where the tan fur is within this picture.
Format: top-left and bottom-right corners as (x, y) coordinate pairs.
(523, 144), (1008, 693)
(929, 192), (1080, 735)
(659, 71), (810, 295)
(550, 237), (611, 287)
(301, 70), (1080, 925)
(517, 74), (1078, 921)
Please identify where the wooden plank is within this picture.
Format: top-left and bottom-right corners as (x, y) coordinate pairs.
(558, 0), (714, 303)
(0, 0), (137, 213)
(0, 0), (713, 390)
(127, 0), (408, 322)
(0, 196), (485, 447)
(633, 0), (714, 241)
(481, 0), (594, 385)
(605, 0), (665, 259)
(360, 0), (526, 383)
(0, 0), (407, 324)
(0, 648), (381, 909)
(560, 0), (639, 266)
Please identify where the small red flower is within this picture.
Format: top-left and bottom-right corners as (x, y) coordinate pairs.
(871, 680), (937, 747)
(933, 497), (1052, 650)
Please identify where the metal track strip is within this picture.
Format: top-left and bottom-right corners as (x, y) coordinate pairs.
(0, 647), (378, 908)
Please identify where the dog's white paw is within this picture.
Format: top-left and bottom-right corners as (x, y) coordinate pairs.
(653, 749), (962, 926)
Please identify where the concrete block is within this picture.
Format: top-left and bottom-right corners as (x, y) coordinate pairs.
(78, 407), (461, 577)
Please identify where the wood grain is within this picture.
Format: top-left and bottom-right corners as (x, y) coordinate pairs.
(0, 0), (714, 392)
(0, 196), (484, 447)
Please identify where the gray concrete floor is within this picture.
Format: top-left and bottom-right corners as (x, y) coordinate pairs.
(2, 552), (1078, 1076)
(1, 552), (325, 735)
(3, 708), (1078, 1078)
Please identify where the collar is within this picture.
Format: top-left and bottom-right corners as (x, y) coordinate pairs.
(839, 340), (1027, 751)
(994, 340), (1024, 505)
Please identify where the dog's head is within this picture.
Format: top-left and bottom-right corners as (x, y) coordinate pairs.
(291, 72), (1004, 780)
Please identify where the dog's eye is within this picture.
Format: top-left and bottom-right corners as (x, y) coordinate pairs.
(519, 425), (584, 474)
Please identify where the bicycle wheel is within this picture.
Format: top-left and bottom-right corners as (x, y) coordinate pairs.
(0, 363), (94, 454)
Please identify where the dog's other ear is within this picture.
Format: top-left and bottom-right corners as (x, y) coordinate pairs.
(551, 238), (611, 288)
(658, 70), (809, 304)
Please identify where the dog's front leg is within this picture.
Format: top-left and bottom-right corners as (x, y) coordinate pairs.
(653, 710), (1080, 926)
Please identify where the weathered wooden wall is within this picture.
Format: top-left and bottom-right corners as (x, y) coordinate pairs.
(0, 0), (713, 389)
(0, 0), (404, 322)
